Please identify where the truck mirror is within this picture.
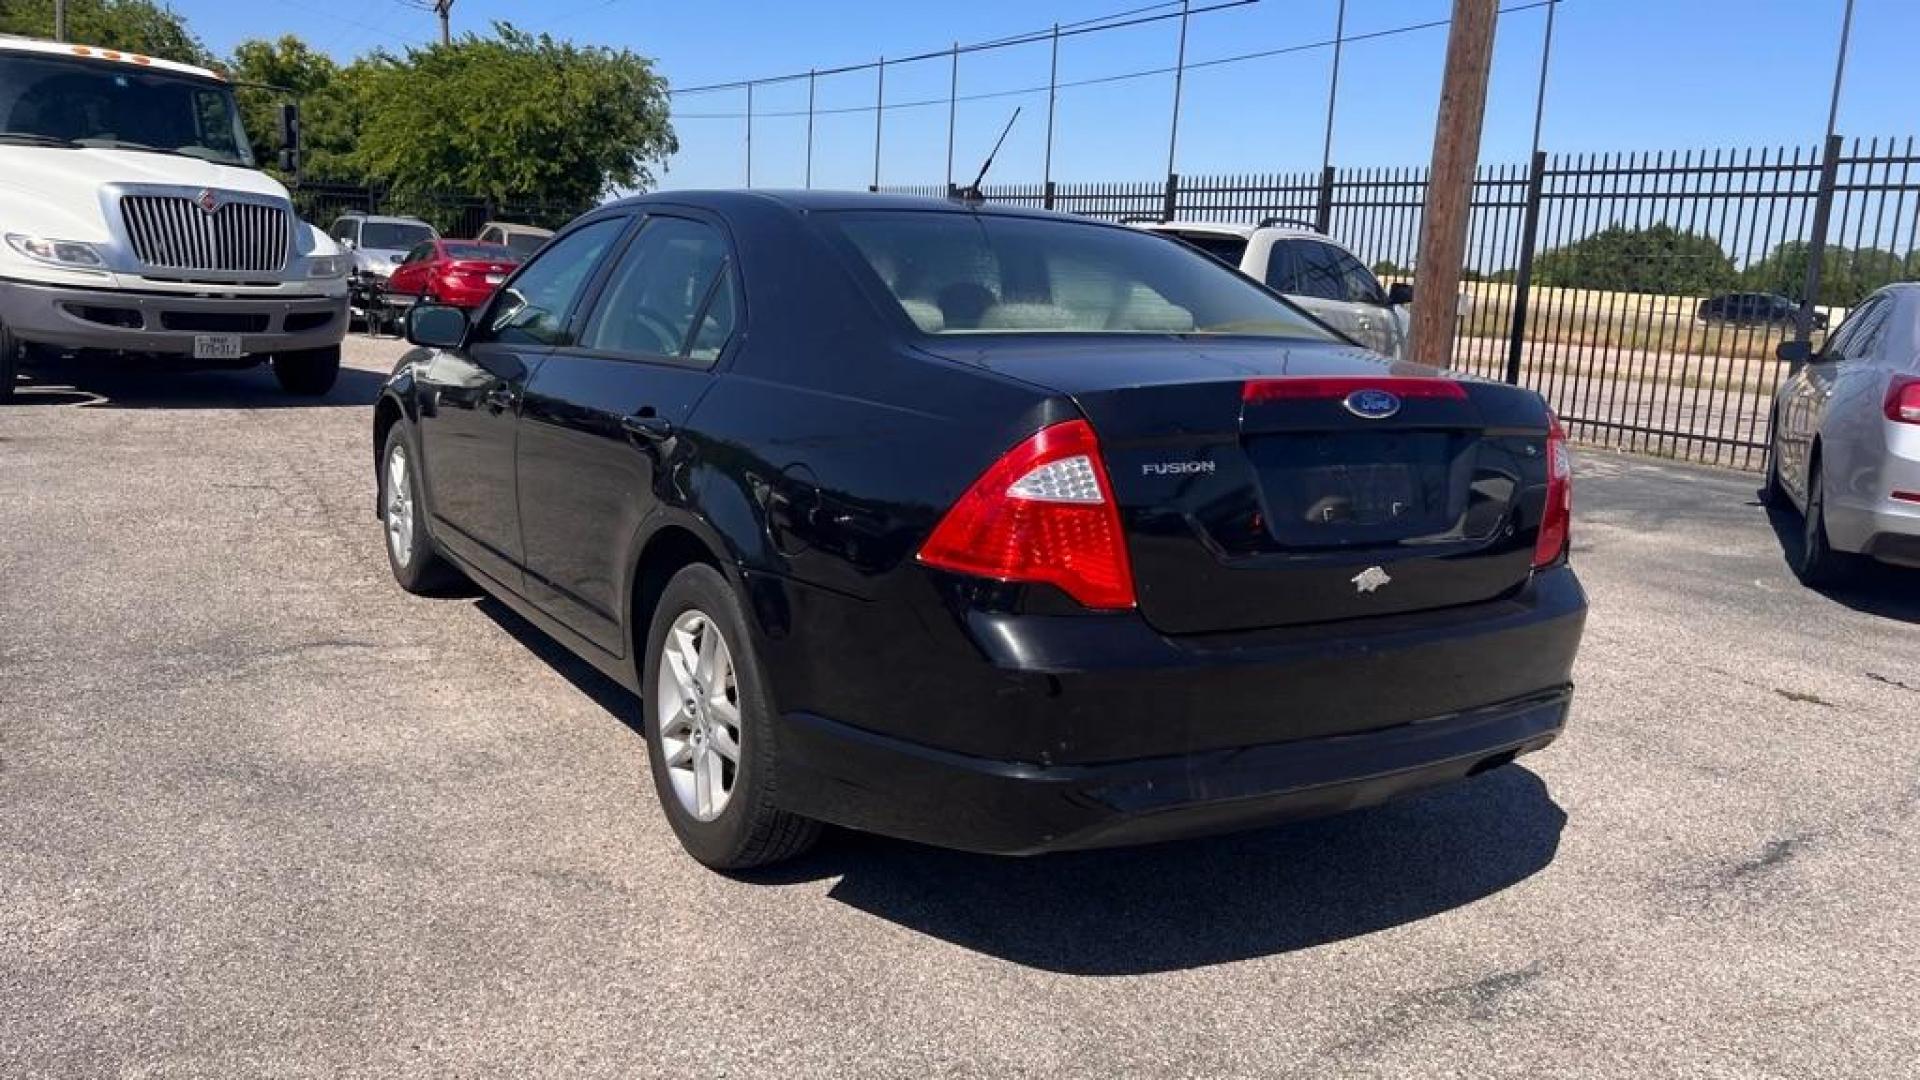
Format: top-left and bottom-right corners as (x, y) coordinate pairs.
(277, 102), (301, 174)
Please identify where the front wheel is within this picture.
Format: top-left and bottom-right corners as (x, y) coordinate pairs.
(642, 564), (820, 870)
(380, 421), (462, 594)
(273, 343), (341, 396)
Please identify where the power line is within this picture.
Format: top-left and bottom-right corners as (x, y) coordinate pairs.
(669, 0), (1256, 96)
(671, 0), (1560, 120)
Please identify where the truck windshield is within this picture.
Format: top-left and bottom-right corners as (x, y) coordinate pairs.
(0, 53), (252, 166)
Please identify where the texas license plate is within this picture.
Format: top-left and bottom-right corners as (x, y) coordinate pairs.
(485, 273), (505, 285)
(193, 334), (242, 360)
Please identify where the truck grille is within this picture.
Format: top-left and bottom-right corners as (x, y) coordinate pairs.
(119, 195), (292, 273)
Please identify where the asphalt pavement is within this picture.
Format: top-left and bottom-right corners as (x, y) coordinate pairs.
(2, 339), (1916, 1078)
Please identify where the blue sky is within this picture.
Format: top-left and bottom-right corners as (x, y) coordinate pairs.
(172, 0), (1914, 191)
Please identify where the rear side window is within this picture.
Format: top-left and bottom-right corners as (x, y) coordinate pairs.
(832, 212), (1331, 340)
(1274, 240), (1381, 305)
(579, 216), (733, 361)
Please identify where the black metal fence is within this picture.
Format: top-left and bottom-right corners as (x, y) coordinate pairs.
(886, 135), (1920, 472)
(290, 181), (580, 240)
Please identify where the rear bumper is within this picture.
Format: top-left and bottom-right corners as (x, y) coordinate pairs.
(0, 277), (347, 357)
(1824, 446), (1920, 564)
(755, 565), (1586, 853)
(776, 688), (1568, 855)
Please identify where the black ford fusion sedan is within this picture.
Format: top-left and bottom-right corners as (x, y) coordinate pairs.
(372, 191), (1586, 869)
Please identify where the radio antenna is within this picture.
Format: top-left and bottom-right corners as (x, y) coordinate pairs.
(955, 108), (1021, 204)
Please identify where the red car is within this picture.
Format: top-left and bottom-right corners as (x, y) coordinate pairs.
(386, 240), (522, 309)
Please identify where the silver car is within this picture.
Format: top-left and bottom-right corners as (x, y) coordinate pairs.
(327, 214), (439, 281)
(1766, 283), (1920, 584)
(1130, 220), (1411, 360)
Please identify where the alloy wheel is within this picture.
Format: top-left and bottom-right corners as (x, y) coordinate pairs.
(386, 443), (415, 567)
(655, 609), (742, 821)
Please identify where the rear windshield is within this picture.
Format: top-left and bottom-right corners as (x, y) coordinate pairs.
(831, 212), (1332, 340)
(441, 242), (515, 261)
(1165, 231), (1249, 267)
(361, 222), (435, 250)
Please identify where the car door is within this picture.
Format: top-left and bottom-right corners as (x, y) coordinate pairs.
(388, 242), (434, 299)
(413, 216), (631, 593)
(515, 212), (739, 653)
(1779, 295), (1886, 504)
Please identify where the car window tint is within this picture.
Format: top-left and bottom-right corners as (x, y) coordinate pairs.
(1324, 245), (1385, 305)
(1262, 241), (1301, 294)
(1168, 232), (1248, 268)
(834, 212), (1331, 341)
(579, 217), (730, 359)
(476, 217), (626, 348)
(1823, 297), (1881, 361)
(688, 272), (737, 362)
(1283, 241), (1351, 303)
(1843, 298), (1891, 360)
(403, 242), (433, 265)
(331, 219), (356, 243)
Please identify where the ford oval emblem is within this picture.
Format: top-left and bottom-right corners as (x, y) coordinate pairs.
(1343, 388), (1401, 420)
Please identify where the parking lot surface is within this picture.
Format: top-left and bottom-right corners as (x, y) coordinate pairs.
(3, 340), (1918, 1078)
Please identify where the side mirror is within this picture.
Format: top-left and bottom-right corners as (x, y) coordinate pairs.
(1775, 340), (1812, 364)
(1387, 282), (1414, 306)
(407, 303), (469, 349)
(340, 237), (356, 251)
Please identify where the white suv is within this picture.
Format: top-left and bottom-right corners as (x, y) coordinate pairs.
(1129, 219), (1410, 361)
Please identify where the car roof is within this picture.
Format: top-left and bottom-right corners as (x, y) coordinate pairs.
(604, 189), (1112, 225)
(480, 221), (554, 236)
(1137, 219), (1331, 240)
(338, 214), (433, 226)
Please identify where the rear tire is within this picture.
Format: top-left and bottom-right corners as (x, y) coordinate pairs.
(273, 343), (341, 396)
(641, 563), (820, 870)
(1795, 463), (1858, 588)
(380, 421), (463, 595)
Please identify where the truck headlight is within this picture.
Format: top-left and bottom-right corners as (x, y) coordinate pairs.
(306, 254), (349, 278)
(6, 234), (105, 269)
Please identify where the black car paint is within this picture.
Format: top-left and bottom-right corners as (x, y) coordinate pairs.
(375, 191), (1587, 855)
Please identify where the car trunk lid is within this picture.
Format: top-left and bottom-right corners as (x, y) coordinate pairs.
(924, 336), (1553, 634)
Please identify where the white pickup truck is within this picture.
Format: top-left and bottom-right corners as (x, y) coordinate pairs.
(0, 35), (348, 401)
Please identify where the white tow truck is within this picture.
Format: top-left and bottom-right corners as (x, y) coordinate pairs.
(0, 35), (348, 401)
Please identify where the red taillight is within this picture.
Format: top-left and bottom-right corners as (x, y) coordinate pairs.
(1242, 376), (1468, 404)
(1533, 413), (1572, 569)
(1885, 375), (1920, 425)
(917, 419), (1136, 609)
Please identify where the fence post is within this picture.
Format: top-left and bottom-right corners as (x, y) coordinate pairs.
(1043, 180), (1056, 211)
(1798, 133), (1844, 344)
(1315, 165), (1336, 233)
(1504, 149), (1548, 385)
(1162, 173), (1179, 222)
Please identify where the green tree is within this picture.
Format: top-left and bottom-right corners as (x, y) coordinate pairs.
(1742, 241), (1912, 306)
(227, 36), (368, 181)
(349, 23), (675, 211)
(1532, 223), (1739, 295)
(0, 0), (208, 65)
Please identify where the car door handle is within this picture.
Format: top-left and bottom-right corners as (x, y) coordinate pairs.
(483, 385), (517, 413)
(621, 412), (675, 442)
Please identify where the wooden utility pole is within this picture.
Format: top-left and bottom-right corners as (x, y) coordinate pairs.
(434, 0), (454, 46)
(1409, 0), (1498, 368)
